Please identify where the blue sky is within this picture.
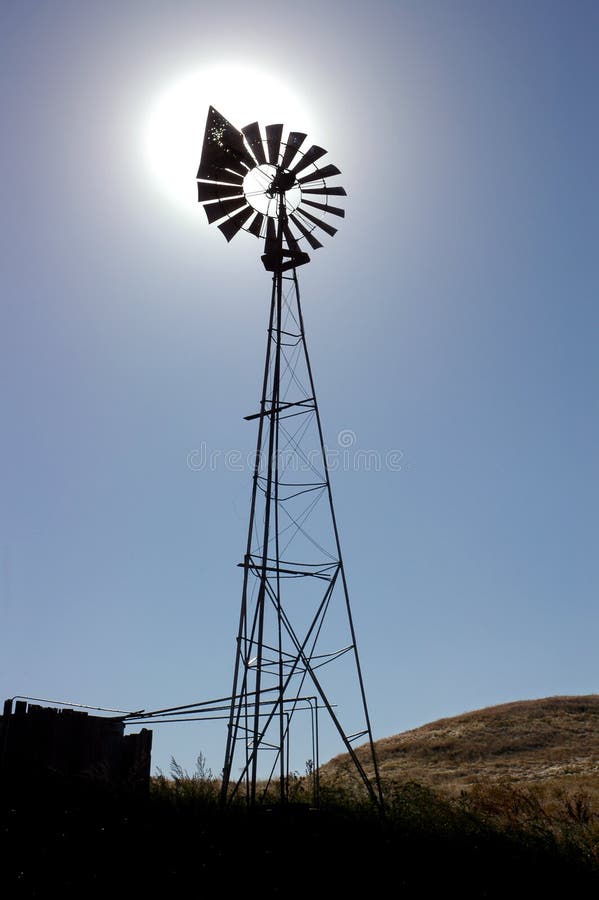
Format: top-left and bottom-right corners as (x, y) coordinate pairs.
(1, 0), (598, 777)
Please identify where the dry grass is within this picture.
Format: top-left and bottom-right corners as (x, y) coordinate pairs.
(323, 695), (599, 801)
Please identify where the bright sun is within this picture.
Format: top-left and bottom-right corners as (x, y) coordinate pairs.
(144, 63), (317, 214)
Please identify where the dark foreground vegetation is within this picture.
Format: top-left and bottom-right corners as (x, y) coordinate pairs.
(2, 763), (598, 899)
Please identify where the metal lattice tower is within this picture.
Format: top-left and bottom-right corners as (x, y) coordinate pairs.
(197, 107), (383, 808)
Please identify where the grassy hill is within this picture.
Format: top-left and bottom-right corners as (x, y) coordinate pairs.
(324, 695), (599, 798)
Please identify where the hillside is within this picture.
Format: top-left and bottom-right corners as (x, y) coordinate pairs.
(324, 695), (599, 795)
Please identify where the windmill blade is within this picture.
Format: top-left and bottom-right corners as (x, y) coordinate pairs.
(296, 207), (338, 238)
(204, 196), (248, 224)
(302, 185), (347, 197)
(266, 124), (283, 165)
(283, 224), (300, 253)
(197, 167), (244, 186)
(197, 160), (248, 181)
(198, 106), (255, 180)
(301, 198), (345, 218)
(242, 121), (267, 166)
(218, 206), (254, 242)
(247, 212), (264, 238)
(289, 213), (324, 250)
(280, 132), (307, 170)
(290, 145), (327, 176)
(221, 158), (250, 178)
(197, 182), (244, 203)
(297, 164), (342, 185)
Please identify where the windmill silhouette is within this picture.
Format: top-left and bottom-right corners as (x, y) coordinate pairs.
(197, 107), (383, 808)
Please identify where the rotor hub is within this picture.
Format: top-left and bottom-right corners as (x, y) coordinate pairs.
(268, 168), (297, 196)
(243, 163), (302, 217)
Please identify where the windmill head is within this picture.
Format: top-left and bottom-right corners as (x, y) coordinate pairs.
(197, 106), (346, 272)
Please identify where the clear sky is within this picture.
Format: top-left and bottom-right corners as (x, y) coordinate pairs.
(1, 0), (598, 778)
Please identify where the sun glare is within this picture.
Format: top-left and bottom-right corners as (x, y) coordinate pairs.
(144, 63), (316, 214)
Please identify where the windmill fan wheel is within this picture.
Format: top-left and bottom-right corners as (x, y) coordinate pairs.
(196, 106), (346, 258)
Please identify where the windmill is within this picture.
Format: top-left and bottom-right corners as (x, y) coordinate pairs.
(197, 107), (383, 809)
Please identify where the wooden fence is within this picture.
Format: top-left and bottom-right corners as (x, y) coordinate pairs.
(0, 698), (152, 791)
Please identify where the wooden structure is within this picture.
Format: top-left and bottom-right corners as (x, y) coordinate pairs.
(0, 698), (152, 790)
